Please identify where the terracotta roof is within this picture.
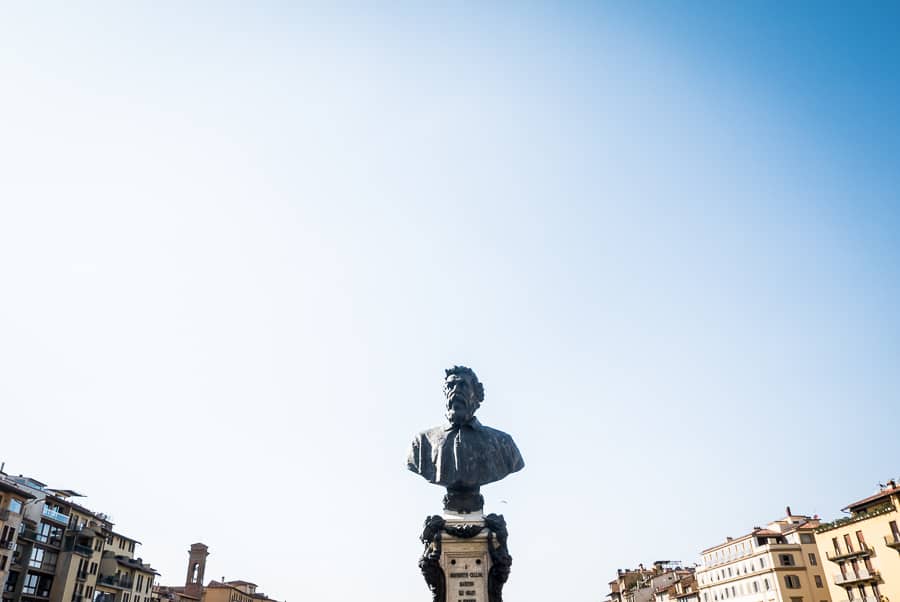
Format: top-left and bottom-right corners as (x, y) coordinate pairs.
(843, 485), (900, 512)
(782, 519), (819, 533)
(752, 529), (783, 537)
(207, 581), (253, 591)
(154, 586), (200, 601)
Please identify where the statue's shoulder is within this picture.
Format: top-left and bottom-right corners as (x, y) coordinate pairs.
(477, 423), (516, 442)
(413, 425), (447, 445)
(478, 422), (524, 472)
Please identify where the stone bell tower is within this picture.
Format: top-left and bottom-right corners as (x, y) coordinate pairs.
(184, 543), (209, 599)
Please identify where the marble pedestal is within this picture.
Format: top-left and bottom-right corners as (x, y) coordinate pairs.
(418, 512), (511, 602)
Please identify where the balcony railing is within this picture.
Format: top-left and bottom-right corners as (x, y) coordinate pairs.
(76, 570), (88, 581)
(41, 506), (70, 524)
(885, 534), (900, 550)
(97, 575), (133, 590)
(20, 529), (61, 547)
(74, 544), (94, 556)
(838, 597), (879, 602)
(21, 586), (52, 598)
(0, 508), (10, 521)
(0, 539), (14, 550)
(29, 561), (58, 574)
(826, 545), (874, 562)
(833, 569), (881, 585)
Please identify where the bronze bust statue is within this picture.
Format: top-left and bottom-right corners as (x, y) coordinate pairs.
(407, 365), (524, 513)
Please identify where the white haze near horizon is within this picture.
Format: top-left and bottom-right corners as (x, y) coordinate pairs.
(2, 3), (899, 601)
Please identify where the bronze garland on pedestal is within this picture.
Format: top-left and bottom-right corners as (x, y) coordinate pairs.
(417, 514), (512, 602)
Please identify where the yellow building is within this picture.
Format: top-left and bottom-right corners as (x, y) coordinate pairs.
(51, 495), (115, 602)
(0, 481), (35, 597)
(814, 481), (900, 602)
(94, 533), (158, 602)
(697, 510), (832, 602)
(0, 473), (156, 602)
(203, 580), (268, 602)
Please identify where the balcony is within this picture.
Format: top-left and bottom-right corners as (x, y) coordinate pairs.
(0, 539), (14, 550)
(73, 544), (94, 557)
(29, 561), (59, 574)
(76, 570), (88, 582)
(826, 545), (874, 562)
(20, 529), (61, 547)
(838, 597), (879, 602)
(885, 534), (900, 550)
(21, 589), (52, 599)
(41, 507), (70, 525)
(0, 508), (10, 521)
(97, 575), (133, 590)
(833, 569), (881, 585)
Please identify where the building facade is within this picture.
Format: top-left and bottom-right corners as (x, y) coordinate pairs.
(0, 473), (156, 602)
(154, 545), (279, 602)
(814, 481), (900, 602)
(610, 563), (695, 602)
(697, 511), (832, 602)
(0, 481), (35, 596)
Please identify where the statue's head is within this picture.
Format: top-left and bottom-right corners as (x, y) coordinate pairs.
(443, 365), (484, 426)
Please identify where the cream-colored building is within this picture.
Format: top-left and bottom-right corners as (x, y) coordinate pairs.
(94, 532), (158, 602)
(814, 480), (900, 602)
(697, 511), (832, 602)
(0, 481), (35, 596)
(608, 563), (694, 602)
(0, 473), (156, 602)
(49, 496), (113, 602)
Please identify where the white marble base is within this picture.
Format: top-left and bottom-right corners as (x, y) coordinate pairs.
(443, 509), (484, 522)
(439, 518), (491, 602)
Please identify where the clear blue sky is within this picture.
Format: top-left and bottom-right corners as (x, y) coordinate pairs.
(1, 3), (898, 601)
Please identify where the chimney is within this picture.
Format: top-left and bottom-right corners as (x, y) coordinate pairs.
(786, 506), (792, 516)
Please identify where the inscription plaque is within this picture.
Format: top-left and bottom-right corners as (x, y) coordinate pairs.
(442, 548), (488, 602)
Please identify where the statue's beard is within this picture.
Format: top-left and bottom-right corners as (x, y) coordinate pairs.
(446, 397), (473, 425)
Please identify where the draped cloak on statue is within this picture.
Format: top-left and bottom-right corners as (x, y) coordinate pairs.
(406, 417), (525, 491)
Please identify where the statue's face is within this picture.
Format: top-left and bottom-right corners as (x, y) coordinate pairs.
(444, 373), (477, 425)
